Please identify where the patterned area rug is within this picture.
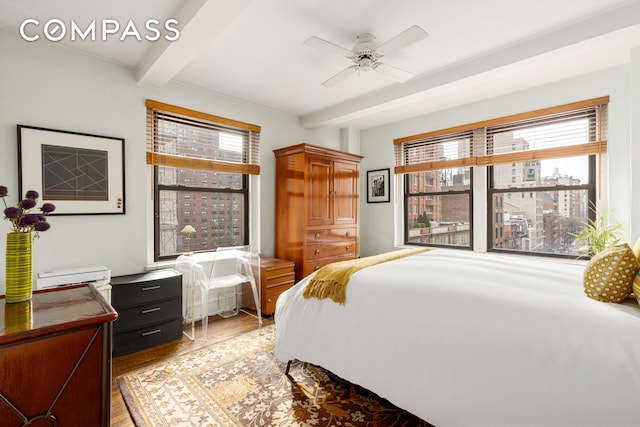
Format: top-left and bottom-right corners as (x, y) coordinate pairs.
(117, 325), (433, 426)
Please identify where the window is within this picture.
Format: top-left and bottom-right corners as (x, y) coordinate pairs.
(395, 97), (608, 257)
(487, 105), (601, 256)
(146, 100), (260, 260)
(398, 130), (474, 248)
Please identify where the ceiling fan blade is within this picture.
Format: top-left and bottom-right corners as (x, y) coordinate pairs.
(376, 25), (429, 56)
(321, 65), (358, 87)
(372, 62), (415, 82)
(304, 36), (353, 57)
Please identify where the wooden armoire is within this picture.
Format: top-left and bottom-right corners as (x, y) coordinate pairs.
(274, 143), (363, 280)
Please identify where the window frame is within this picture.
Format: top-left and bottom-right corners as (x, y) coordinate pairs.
(153, 171), (249, 261)
(394, 97), (607, 257)
(147, 100), (260, 261)
(403, 169), (474, 249)
(486, 155), (596, 259)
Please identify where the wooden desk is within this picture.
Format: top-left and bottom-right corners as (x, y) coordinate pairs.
(0, 284), (117, 426)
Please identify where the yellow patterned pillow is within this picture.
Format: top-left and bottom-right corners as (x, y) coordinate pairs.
(634, 272), (640, 308)
(583, 243), (639, 303)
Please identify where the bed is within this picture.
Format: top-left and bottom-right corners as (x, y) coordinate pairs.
(274, 248), (640, 427)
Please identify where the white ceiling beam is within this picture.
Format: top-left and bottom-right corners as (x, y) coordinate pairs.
(300, 2), (640, 129)
(137, 0), (254, 87)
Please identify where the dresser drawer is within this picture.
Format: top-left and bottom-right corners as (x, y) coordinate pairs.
(114, 297), (181, 333)
(306, 242), (356, 261)
(111, 270), (181, 308)
(307, 227), (356, 244)
(303, 253), (357, 277)
(113, 317), (182, 356)
(264, 282), (294, 315)
(265, 271), (295, 288)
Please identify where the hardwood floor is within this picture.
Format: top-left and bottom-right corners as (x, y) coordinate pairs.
(110, 312), (275, 426)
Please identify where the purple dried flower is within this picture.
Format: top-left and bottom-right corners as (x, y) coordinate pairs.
(1, 186), (55, 236)
(34, 221), (50, 232)
(41, 203), (56, 214)
(21, 214), (40, 225)
(20, 198), (36, 210)
(4, 206), (21, 219)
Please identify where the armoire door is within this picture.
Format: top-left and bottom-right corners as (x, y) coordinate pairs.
(333, 160), (359, 224)
(307, 156), (333, 226)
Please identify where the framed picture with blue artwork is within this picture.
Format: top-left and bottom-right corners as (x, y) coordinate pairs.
(18, 125), (125, 215)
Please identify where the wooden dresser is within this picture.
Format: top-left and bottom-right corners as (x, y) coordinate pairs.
(274, 143), (363, 280)
(243, 258), (295, 315)
(0, 284), (117, 426)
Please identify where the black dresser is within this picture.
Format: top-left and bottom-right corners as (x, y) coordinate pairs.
(111, 269), (182, 356)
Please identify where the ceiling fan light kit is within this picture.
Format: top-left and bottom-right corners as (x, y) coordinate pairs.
(304, 25), (429, 87)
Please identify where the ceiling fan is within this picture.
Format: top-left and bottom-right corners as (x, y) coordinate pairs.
(304, 25), (429, 87)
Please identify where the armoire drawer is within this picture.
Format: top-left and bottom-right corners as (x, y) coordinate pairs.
(306, 242), (357, 261)
(307, 227), (357, 244)
(303, 254), (357, 276)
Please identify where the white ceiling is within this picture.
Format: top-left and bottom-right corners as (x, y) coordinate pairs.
(1, 0), (639, 130)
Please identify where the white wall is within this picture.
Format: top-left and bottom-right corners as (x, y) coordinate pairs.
(359, 63), (638, 257)
(2, 26), (639, 290)
(0, 29), (337, 290)
(631, 47), (640, 248)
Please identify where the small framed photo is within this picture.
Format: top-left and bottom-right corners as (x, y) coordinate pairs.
(367, 168), (390, 203)
(18, 125), (125, 215)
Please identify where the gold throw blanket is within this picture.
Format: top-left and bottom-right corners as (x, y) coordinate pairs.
(302, 248), (433, 304)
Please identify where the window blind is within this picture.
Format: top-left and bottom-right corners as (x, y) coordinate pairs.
(146, 99), (261, 175)
(394, 129), (475, 174)
(394, 96), (608, 174)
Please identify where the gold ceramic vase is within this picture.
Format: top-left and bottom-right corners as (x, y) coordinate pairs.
(5, 232), (33, 303)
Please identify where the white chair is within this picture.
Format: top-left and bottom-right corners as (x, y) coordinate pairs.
(174, 253), (206, 340)
(175, 246), (262, 341)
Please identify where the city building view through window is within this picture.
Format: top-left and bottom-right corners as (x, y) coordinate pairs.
(405, 166), (472, 248)
(155, 119), (249, 259)
(405, 116), (596, 257)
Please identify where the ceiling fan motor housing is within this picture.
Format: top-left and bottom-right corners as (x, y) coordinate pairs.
(354, 49), (377, 70)
(353, 33), (380, 70)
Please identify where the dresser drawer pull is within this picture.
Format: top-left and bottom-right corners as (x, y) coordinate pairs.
(141, 285), (161, 292)
(346, 245), (351, 251)
(315, 233), (320, 240)
(346, 231), (351, 237)
(142, 307), (161, 314)
(314, 265), (320, 271)
(314, 248), (320, 255)
(142, 329), (162, 337)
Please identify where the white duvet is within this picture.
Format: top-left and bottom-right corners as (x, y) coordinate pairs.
(275, 249), (640, 427)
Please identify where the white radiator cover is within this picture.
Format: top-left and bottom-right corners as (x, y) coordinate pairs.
(36, 265), (112, 304)
(182, 283), (243, 322)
